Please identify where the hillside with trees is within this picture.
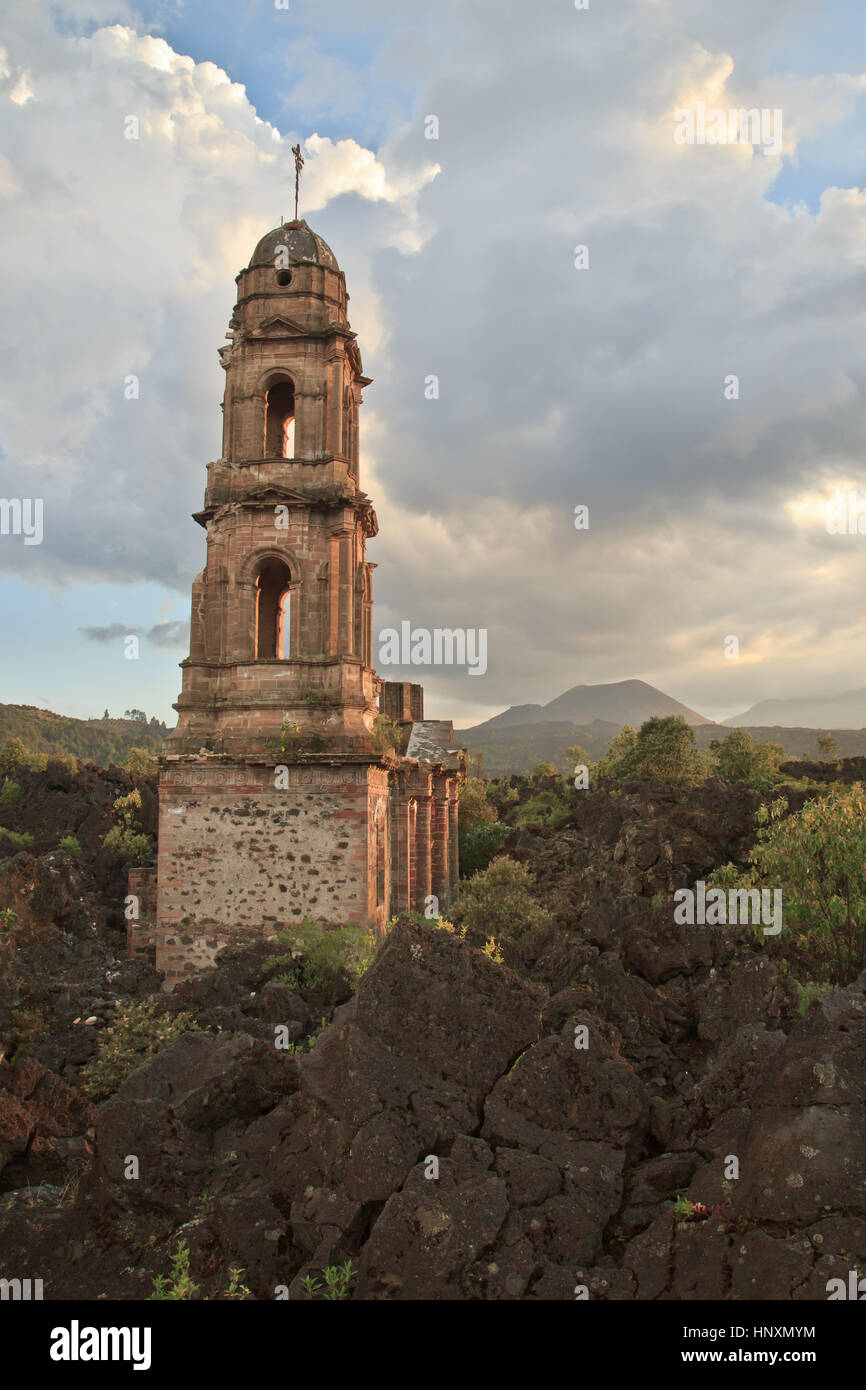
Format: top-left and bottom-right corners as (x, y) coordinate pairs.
(0, 704), (170, 767)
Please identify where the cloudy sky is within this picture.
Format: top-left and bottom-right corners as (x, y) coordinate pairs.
(1, 0), (866, 728)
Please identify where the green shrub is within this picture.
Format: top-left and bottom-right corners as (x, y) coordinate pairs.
(150, 1241), (251, 1301)
(562, 744), (589, 775)
(83, 997), (196, 1101)
(594, 725), (637, 780)
(457, 777), (511, 874)
(485, 777), (519, 818)
(124, 747), (157, 776)
(708, 786), (866, 985)
(598, 716), (711, 788)
(817, 733), (840, 763)
(264, 918), (378, 993)
(530, 762), (558, 781)
(393, 910), (464, 936)
(0, 828), (34, 851)
(511, 789), (570, 830)
(0, 738), (28, 774)
(102, 788), (153, 864)
(103, 824), (152, 861)
(300, 1260), (356, 1301)
(453, 854), (553, 943)
(0, 779), (21, 805)
(709, 728), (784, 789)
(57, 835), (82, 857)
(0, 740), (49, 774)
(794, 980), (834, 1016)
(150, 1241), (199, 1301)
(457, 777), (498, 831)
(430, 917), (465, 936)
(0, 745), (48, 778)
(459, 820), (508, 878)
(223, 1267), (252, 1300)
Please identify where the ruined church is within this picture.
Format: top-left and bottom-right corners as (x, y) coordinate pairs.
(129, 218), (461, 987)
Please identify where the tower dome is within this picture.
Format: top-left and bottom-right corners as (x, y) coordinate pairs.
(249, 219), (339, 272)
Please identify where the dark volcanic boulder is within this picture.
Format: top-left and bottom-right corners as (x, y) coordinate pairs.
(353, 921), (545, 1102)
(240, 921), (546, 1281)
(78, 1032), (299, 1216)
(0, 1054), (95, 1177)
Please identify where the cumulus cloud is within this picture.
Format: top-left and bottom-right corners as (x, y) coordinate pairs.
(0, 9), (435, 592)
(354, 0), (866, 718)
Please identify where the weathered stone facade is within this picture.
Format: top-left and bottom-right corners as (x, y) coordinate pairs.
(143, 220), (461, 988)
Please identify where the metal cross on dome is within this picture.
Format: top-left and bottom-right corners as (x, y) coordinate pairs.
(292, 142), (304, 221)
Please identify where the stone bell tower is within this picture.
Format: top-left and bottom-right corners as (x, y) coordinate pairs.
(153, 219), (404, 988)
(169, 219), (379, 754)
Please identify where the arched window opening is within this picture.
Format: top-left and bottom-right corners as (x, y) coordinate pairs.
(255, 558), (292, 658)
(265, 380), (295, 458)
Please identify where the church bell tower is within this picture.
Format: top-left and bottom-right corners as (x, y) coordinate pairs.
(168, 218), (379, 755)
(154, 218), (397, 987)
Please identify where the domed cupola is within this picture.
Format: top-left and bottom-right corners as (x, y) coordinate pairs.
(233, 217), (348, 332)
(249, 219), (340, 273)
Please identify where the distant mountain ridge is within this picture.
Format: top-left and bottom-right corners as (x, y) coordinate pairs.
(726, 689), (866, 730)
(461, 680), (711, 739)
(456, 679), (866, 774)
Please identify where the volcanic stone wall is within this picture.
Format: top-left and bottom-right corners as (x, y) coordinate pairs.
(154, 759), (390, 988)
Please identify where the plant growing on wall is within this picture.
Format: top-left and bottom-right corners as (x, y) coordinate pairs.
(372, 714), (403, 755)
